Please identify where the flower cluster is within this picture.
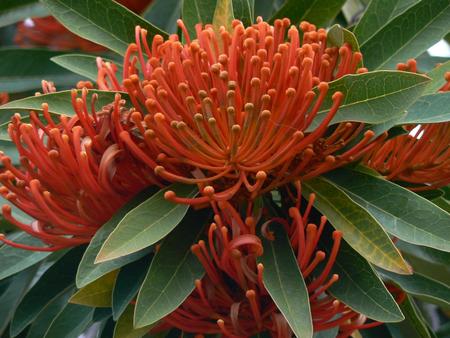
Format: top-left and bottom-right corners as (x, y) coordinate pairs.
(1, 17), (411, 337)
(98, 19), (381, 204)
(365, 59), (450, 190)
(160, 189), (382, 337)
(0, 89), (161, 251)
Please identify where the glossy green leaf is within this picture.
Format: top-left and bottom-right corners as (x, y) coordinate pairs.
(143, 0), (182, 34)
(10, 246), (84, 337)
(378, 269), (450, 308)
(0, 232), (51, 280)
(386, 296), (431, 338)
(112, 255), (152, 320)
(316, 229), (404, 322)
(307, 71), (430, 131)
(303, 177), (411, 274)
(0, 48), (82, 93)
(325, 168), (450, 252)
(212, 0), (234, 33)
(42, 0), (168, 55)
(353, 0), (419, 45)
(0, 267), (37, 335)
(114, 304), (153, 338)
(76, 187), (158, 288)
(134, 208), (209, 328)
(269, 0), (346, 27)
(51, 54), (122, 82)
(0, 0), (48, 28)
(43, 303), (94, 338)
(423, 60), (450, 95)
(232, 0), (254, 25)
(70, 270), (118, 308)
(26, 288), (73, 338)
(96, 183), (197, 263)
(259, 223), (313, 338)
(181, 0), (217, 38)
(400, 92), (450, 124)
(360, 0), (450, 70)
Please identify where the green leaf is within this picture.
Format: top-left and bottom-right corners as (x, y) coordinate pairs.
(254, 0), (276, 19)
(270, 0), (346, 26)
(360, 0), (450, 70)
(212, 0), (234, 33)
(316, 229), (404, 322)
(96, 183), (197, 263)
(114, 304), (153, 338)
(303, 177), (412, 274)
(10, 246), (84, 337)
(70, 270), (118, 308)
(353, 0), (419, 45)
(41, 0), (168, 55)
(232, 0), (254, 25)
(259, 223), (313, 338)
(325, 168), (450, 252)
(313, 328), (339, 338)
(26, 288), (73, 338)
(0, 0), (48, 28)
(43, 303), (94, 338)
(0, 232), (51, 280)
(134, 208), (209, 328)
(378, 269), (450, 309)
(76, 187), (159, 288)
(400, 92), (450, 124)
(307, 71), (430, 131)
(112, 255), (152, 320)
(181, 0), (217, 38)
(0, 267), (37, 335)
(423, 60), (450, 95)
(327, 24), (362, 56)
(143, 0), (182, 34)
(0, 48), (82, 93)
(0, 89), (127, 127)
(51, 54), (122, 82)
(386, 296), (432, 338)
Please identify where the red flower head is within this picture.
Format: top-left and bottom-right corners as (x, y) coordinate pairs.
(365, 60), (450, 190)
(0, 92), (8, 105)
(14, 0), (153, 51)
(0, 89), (161, 251)
(161, 187), (376, 337)
(97, 18), (380, 205)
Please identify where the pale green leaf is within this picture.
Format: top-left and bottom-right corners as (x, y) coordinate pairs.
(303, 177), (412, 274)
(96, 183), (197, 263)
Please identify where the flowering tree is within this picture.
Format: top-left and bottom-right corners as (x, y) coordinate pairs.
(0, 0), (449, 337)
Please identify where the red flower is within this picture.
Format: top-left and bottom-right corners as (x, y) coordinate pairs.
(0, 89), (161, 251)
(14, 0), (153, 51)
(97, 19), (380, 204)
(365, 60), (450, 190)
(161, 187), (374, 337)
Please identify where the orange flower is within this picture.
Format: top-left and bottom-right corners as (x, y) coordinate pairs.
(365, 60), (450, 190)
(0, 89), (161, 251)
(98, 18), (379, 204)
(0, 92), (8, 105)
(161, 189), (373, 337)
